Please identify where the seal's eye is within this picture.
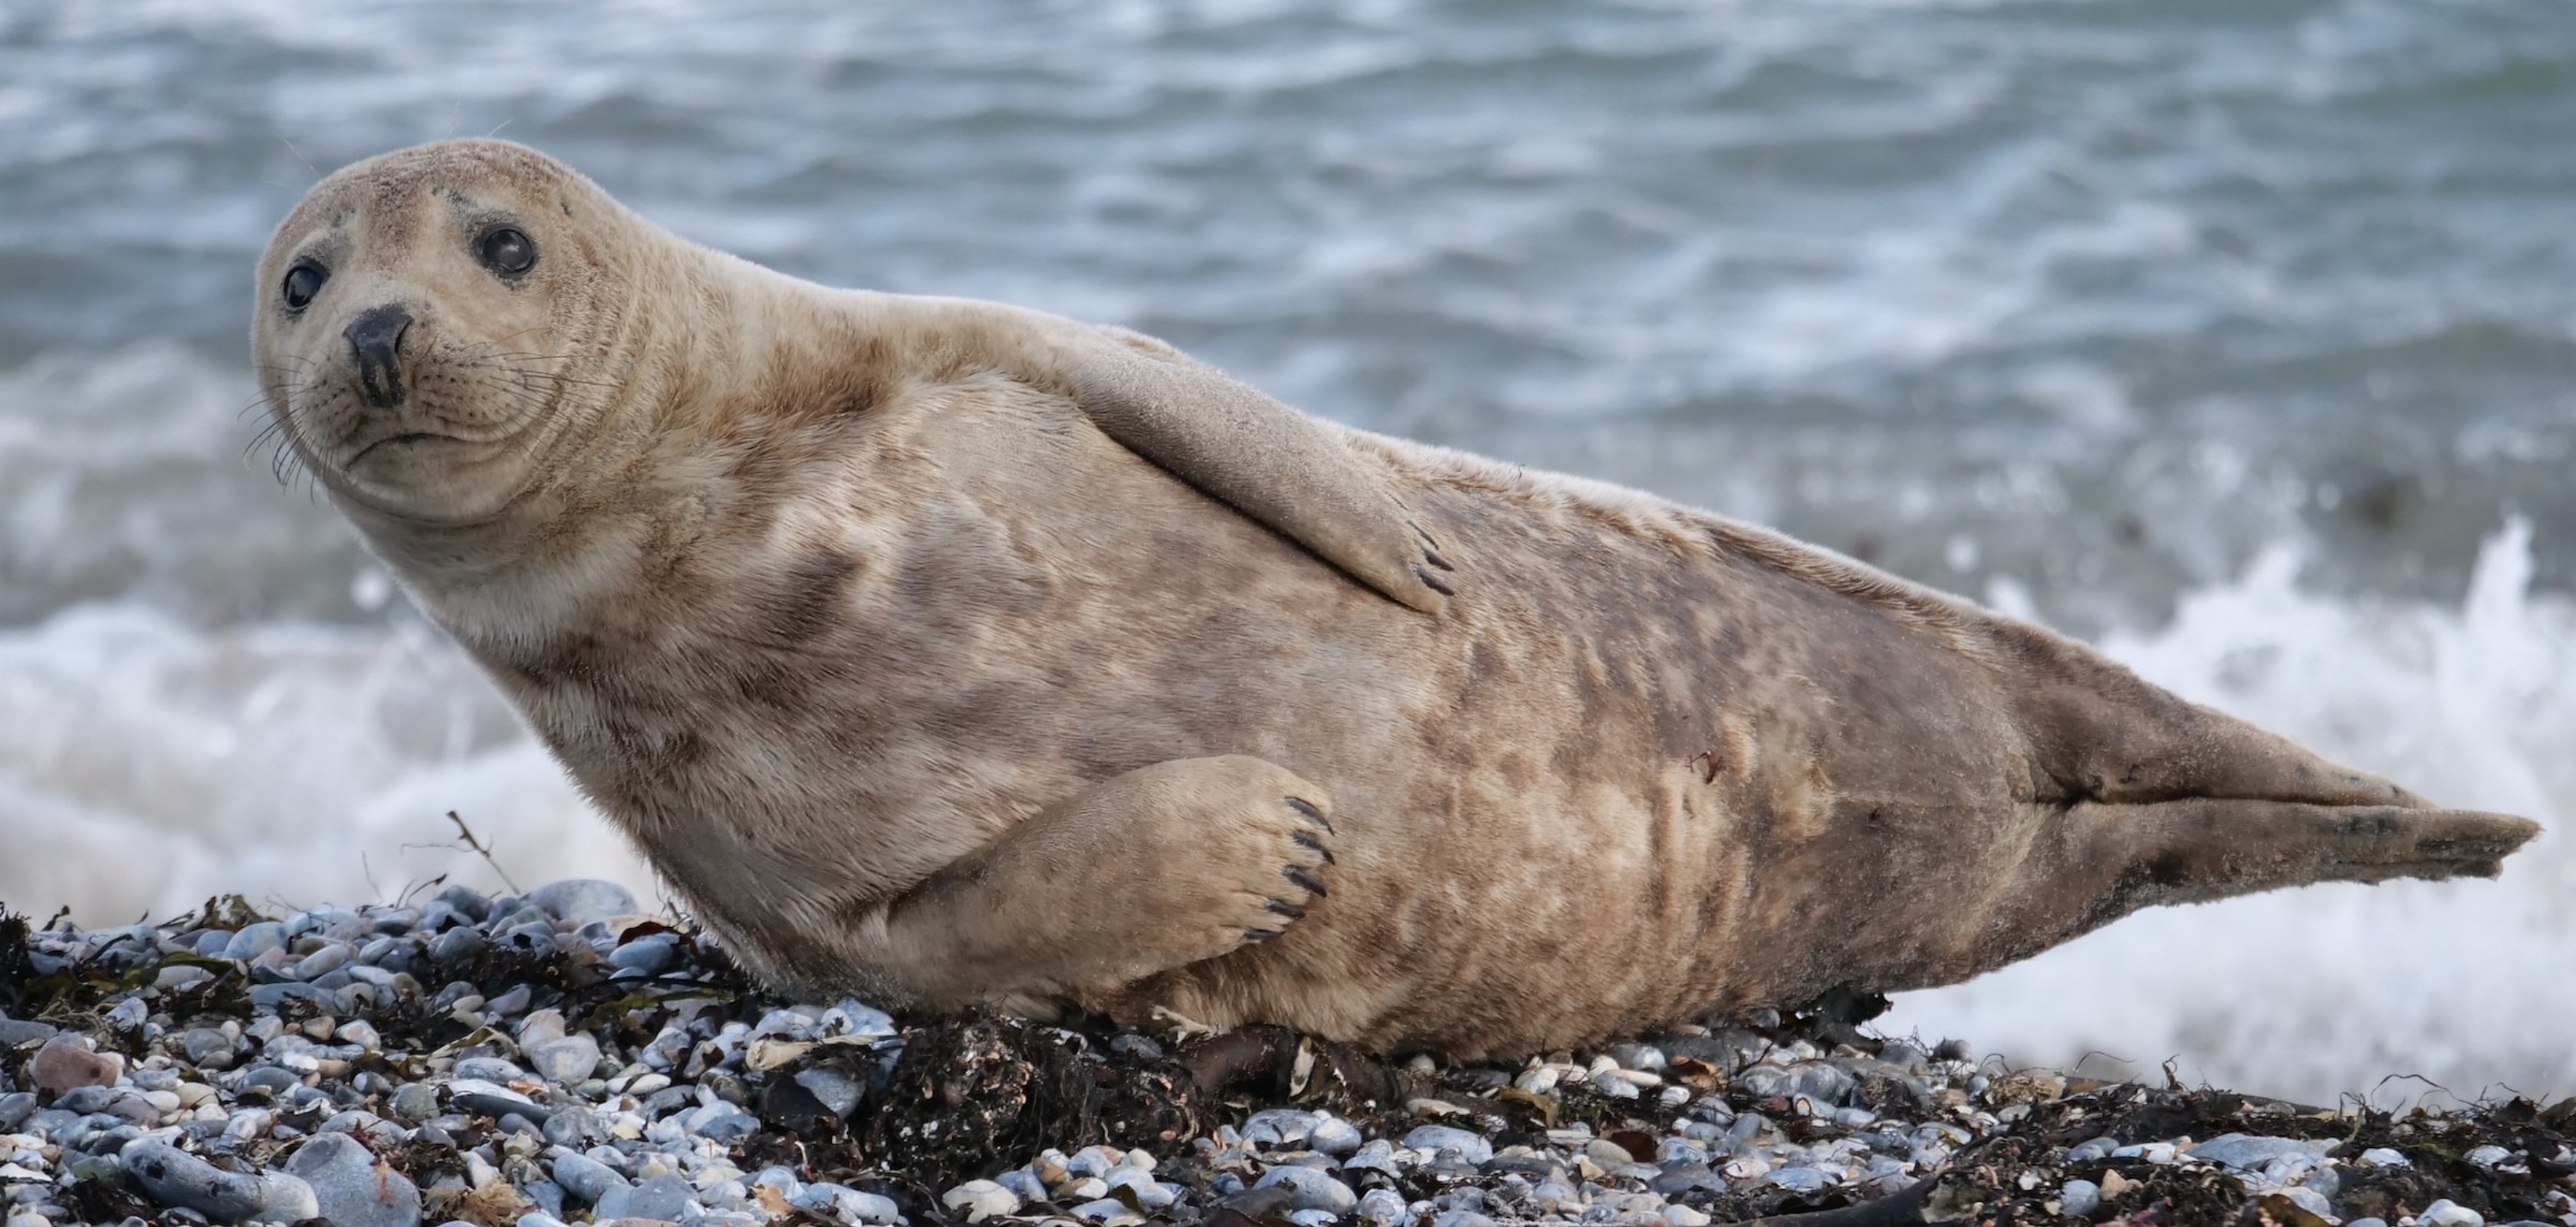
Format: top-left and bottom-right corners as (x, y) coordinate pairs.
(478, 226), (537, 277)
(281, 262), (327, 312)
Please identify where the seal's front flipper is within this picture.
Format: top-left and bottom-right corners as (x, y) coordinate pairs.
(1970, 798), (2541, 974)
(869, 755), (1336, 1010)
(1046, 325), (1455, 615)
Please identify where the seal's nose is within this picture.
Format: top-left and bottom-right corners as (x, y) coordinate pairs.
(344, 304), (412, 409)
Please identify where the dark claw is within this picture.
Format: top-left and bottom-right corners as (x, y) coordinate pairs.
(1285, 797), (1332, 833)
(1410, 520), (1444, 551)
(1411, 564), (1456, 596)
(1244, 928), (1281, 942)
(1291, 831), (1334, 863)
(1265, 898), (1306, 920)
(1283, 867), (1327, 898)
(1422, 549), (1454, 571)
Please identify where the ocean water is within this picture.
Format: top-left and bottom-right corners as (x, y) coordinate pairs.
(1, 0), (2568, 1105)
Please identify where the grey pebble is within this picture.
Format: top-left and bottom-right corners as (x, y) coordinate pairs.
(288, 1133), (421, 1227)
(223, 923), (286, 962)
(527, 1034), (602, 1085)
(549, 1152), (629, 1206)
(389, 1083), (441, 1123)
(2067, 1136), (2121, 1163)
(1768, 1166), (1832, 1193)
(455, 1055), (526, 1082)
(292, 943), (352, 981)
(525, 880), (639, 926)
(1402, 1125), (1493, 1165)
(0, 1092), (34, 1132)
(793, 1067), (863, 1118)
(1243, 1108), (1318, 1146)
(444, 1078), (544, 1120)
(2187, 1134), (2328, 1170)
(610, 934), (679, 976)
(1309, 1116), (1365, 1156)
(2060, 1179), (2101, 1218)
(180, 1028), (235, 1068)
(120, 1140), (268, 1222)
(622, 1173), (702, 1221)
(1253, 1166), (1357, 1215)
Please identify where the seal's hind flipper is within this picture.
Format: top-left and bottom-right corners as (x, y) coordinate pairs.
(1046, 325), (1455, 615)
(1976, 798), (2542, 972)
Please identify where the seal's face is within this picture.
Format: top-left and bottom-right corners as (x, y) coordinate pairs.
(253, 140), (625, 525)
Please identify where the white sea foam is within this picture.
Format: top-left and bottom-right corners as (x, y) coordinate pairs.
(0, 604), (645, 923)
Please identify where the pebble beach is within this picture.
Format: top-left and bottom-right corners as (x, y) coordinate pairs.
(2, 881), (2569, 1227)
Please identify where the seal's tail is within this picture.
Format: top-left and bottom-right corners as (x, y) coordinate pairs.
(1964, 798), (2540, 972)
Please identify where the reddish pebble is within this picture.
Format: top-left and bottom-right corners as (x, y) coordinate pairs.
(31, 1034), (121, 1100)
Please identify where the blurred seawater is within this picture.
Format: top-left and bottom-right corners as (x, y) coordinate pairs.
(0, 0), (2568, 1104)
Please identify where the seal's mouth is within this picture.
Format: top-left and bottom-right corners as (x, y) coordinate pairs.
(345, 431), (458, 467)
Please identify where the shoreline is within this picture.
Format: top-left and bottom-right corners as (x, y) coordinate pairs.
(2, 883), (2569, 1227)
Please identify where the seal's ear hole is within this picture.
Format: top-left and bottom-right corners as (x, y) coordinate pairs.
(281, 261), (327, 313)
(477, 225), (538, 278)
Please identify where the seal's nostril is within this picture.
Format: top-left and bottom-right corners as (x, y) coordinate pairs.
(344, 304), (413, 409)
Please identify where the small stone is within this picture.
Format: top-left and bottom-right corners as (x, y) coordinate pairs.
(2276, 1187), (2335, 1220)
(1402, 1125), (1493, 1165)
(609, 935), (679, 977)
(528, 1034), (603, 1085)
(550, 1153), (629, 1206)
(2061, 1133), (2122, 1165)
(2358, 1147), (2409, 1167)
(2419, 1199), (2483, 1227)
(225, 922), (288, 960)
(123, 1139), (270, 1220)
(1592, 1071), (1642, 1098)
(792, 1067), (863, 1118)
(1243, 1108), (1319, 1146)
(31, 1036), (120, 1100)
(455, 1055), (527, 1081)
(1663, 1206), (1711, 1227)
(1344, 1139), (1401, 1176)
(616, 1173), (701, 1222)
(2059, 1179), (2101, 1218)
(2345, 1220), (2387, 1227)
(516, 1008), (570, 1048)
(2186, 1134), (2327, 1170)
(525, 880), (639, 926)
(293, 943), (353, 980)
(258, 1172), (323, 1223)
(683, 1101), (759, 1142)
(445, 1078), (544, 1120)
(1253, 1166), (1357, 1215)
(1356, 1188), (1408, 1225)
(1607, 1043), (1668, 1071)
(2463, 1145), (2512, 1167)
(389, 1084), (441, 1123)
(288, 1132), (422, 1227)
(1309, 1116), (1365, 1156)
(941, 1179), (1020, 1222)
(1768, 1166), (1832, 1193)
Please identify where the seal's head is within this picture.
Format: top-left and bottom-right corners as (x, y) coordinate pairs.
(253, 139), (637, 525)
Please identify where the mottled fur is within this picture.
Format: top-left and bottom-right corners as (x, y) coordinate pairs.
(256, 140), (2539, 1058)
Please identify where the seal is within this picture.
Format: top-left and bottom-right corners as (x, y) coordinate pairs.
(255, 139), (2541, 1058)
